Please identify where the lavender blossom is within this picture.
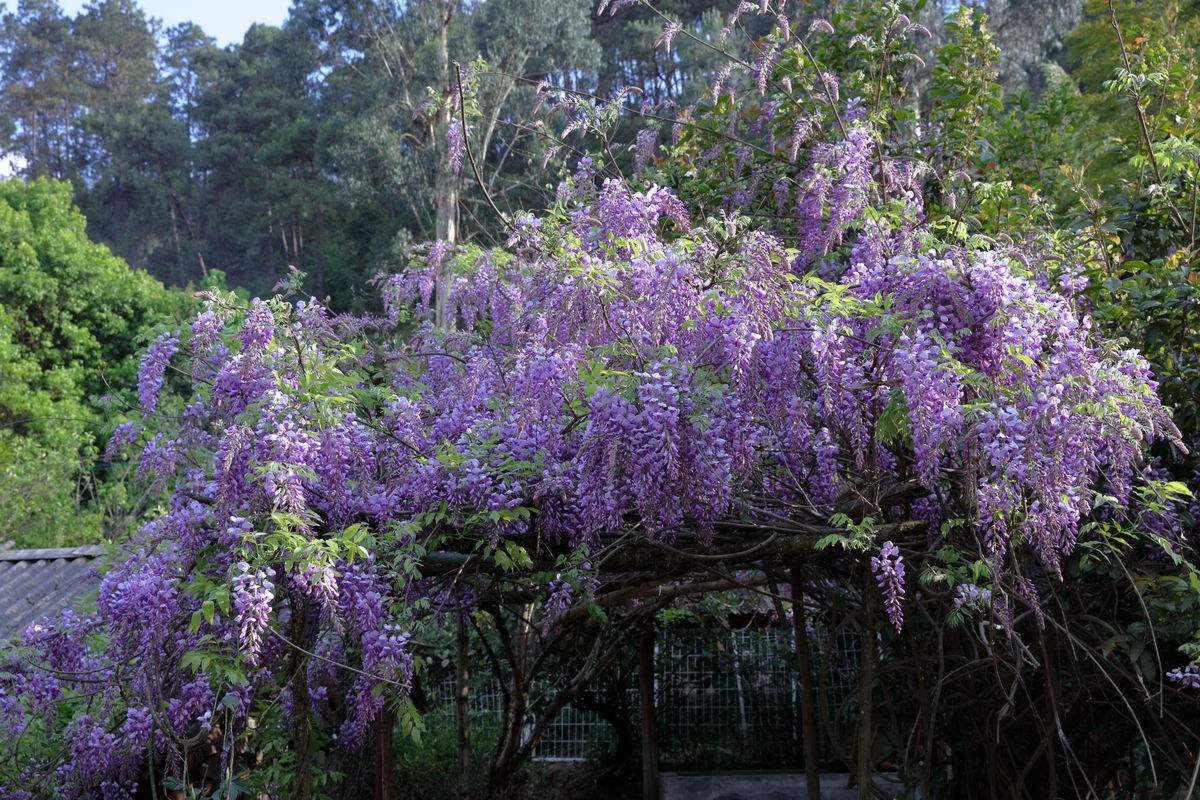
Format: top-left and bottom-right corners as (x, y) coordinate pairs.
(137, 332), (179, 416)
(634, 128), (657, 174)
(656, 20), (682, 53)
(446, 119), (465, 175)
(241, 299), (274, 351)
(233, 562), (275, 666)
(103, 421), (139, 462)
(953, 583), (991, 610)
(1167, 665), (1200, 689)
(808, 18), (835, 35)
(871, 541), (906, 632)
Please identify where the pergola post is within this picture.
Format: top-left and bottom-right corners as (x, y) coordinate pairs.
(638, 626), (659, 800)
(373, 706), (394, 800)
(790, 558), (822, 800)
(856, 568), (876, 800)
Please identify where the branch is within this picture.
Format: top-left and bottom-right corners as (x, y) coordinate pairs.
(455, 63), (513, 232)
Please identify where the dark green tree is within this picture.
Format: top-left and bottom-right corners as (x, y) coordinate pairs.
(0, 0), (78, 178)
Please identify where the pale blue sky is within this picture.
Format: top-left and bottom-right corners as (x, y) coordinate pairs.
(60, 0), (292, 45)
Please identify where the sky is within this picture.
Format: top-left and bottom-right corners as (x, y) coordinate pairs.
(60, 0), (292, 46)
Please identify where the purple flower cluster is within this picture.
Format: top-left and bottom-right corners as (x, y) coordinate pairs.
(103, 420), (140, 462)
(953, 583), (991, 611)
(871, 541), (906, 632)
(293, 562), (339, 607)
(1167, 664), (1200, 689)
(168, 674), (213, 734)
(753, 41), (778, 95)
(447, 119), (465, 175)
(895, 332), (963, 487)
(655, 20), (681, 53)
(2, 38), (1183, 793)
(97, 553), (179, 653)
(233, 562), (275, 665)
(343, 624), (412, 745)
(137, 433), (182, 486)
(241, 299), (274, 351)
(136, 331), (179, 415)
(543, 575), (574, 627)
(634, 128), (656, 173)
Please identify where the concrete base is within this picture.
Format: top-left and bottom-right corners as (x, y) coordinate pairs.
(659, 771), (903, 800)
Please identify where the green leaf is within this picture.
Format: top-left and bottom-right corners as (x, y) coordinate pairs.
(585, 601), (609, 624)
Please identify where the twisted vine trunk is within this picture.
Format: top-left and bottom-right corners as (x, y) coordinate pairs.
(638, 627), (659, 800)
(373, 706), (394, 800)
(288, 595), (317, 800)
(488, 605), (533, 800)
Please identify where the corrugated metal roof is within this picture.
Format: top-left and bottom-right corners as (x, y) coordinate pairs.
(0, 545), (103, 641)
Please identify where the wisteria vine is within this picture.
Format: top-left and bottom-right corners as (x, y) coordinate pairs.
(0, 10), (1189, 797)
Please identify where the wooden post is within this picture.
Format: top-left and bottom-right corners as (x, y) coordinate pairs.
(373, 705), (394, 800)
(790, 559), (822, 800)
(638, 627), (659, 800)
(857, 568), (876, 800)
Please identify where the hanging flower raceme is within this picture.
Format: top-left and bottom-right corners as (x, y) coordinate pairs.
(137, 332), (179, 416)
(447, 119), (465, 175)
(871, 541), (906, 632)
(232, 562), (275, 666)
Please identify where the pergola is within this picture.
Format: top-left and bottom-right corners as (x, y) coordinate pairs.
(397, 513), (926, 799)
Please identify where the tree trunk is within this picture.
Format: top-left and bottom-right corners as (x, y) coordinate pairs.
(373, 705), (394, 800)
(487, 606), (529, 800)
(288, 596), (315, 800)
(489, 695), (528, 800)
(167, 200), (184, 283)
(433, 0), (459, 329)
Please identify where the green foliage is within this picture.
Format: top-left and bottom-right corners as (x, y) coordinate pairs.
(391, 712), (503, 800)
(0, 178), (185, 546)
(817, 513), (877, 552)
(963, 0), (1200, 459)
(922, 0), (1200, 712)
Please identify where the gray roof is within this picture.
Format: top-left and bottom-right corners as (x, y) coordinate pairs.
(0, 545), (103, 641)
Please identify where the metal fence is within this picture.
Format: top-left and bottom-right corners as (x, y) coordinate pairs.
(424, 625), (860, 767)
(655, 626), (859, 768)
(425, 677), (619, 761)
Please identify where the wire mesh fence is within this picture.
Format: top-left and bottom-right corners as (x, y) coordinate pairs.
(655, 625), (859, 769)
(425, 678), (620, 761)
(423, 624), (860, 767)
